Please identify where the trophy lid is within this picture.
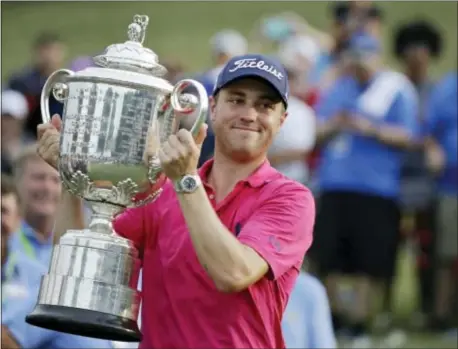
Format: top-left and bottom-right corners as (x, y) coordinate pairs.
(93, 14), (167, 77)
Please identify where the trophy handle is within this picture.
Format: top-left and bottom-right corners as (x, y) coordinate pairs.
(169, 79), (209, 136)
(40, 69), (74, 123)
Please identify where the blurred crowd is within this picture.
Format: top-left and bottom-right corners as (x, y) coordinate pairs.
(1, 1), (457, 349)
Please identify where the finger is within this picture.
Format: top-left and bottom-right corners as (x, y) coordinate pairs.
(37, 123), (55, 140)
(193, 124), (208, 147)
(161, 141), (179, 160)
(158, 148), (170, 165)
(51, 114), (63, 131)
(176, 129), (195, 148)
(168, 135), (188, 158)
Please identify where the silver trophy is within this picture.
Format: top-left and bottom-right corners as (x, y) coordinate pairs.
(25, 14), (208, 342)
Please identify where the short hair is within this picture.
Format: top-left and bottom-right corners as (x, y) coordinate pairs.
(331, 2), (383, 23)
(1, 173), (17, 198)
(394, 20), (443, 58)
(33, 31), (62, 49)
(12, 144), (42, 180)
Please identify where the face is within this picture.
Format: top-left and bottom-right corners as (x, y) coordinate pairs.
(17, 158), (61, 219)
(403, 45), (431, 70)
(35, 42), (66, 71)
(1, 193), (20, 264)
(342, 52), (379, 83)
(210, 78), (287, 162)
(1, 115), (24, 147)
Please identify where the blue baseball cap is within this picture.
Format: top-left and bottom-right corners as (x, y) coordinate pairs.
(213, 54), (289, 107)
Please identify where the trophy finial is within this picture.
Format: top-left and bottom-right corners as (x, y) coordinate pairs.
(127, 14), (149, 44)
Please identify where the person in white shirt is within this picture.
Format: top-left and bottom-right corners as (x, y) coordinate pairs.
(268, 36), (318, 184)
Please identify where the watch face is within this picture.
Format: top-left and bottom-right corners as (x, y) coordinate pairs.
(182, 176), (196, 191)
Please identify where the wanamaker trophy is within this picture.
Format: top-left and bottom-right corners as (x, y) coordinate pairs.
(25, 14), (208, 342)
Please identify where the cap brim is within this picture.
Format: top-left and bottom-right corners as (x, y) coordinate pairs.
(213, 74), (287, 107)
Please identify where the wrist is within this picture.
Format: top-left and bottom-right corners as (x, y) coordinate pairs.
(174, 173), (202, 194)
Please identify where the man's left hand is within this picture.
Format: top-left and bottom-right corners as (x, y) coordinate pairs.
(159, 124), (208, 180)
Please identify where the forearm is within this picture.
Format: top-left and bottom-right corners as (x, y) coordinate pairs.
(177, 186), (257, 291)
(374, 125), (414, 149)
(316, 122), (339, 146)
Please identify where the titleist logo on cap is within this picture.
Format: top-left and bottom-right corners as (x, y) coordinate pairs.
(228, 58), (284, 80)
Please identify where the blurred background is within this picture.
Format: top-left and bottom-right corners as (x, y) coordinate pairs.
(1, 1), (457, 349)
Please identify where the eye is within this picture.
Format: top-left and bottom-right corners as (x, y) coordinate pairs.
(228, 97), (244, 105)
(259, 101), (275, 110)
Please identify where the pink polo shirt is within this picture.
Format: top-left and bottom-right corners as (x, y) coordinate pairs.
(113, 159), (315, 349)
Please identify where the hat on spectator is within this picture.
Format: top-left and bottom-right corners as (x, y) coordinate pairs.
(210, 29), (248, 58)
(1, 90), (29, 120)
(278, 35), (321, 72)
(213, 54), (289, 107)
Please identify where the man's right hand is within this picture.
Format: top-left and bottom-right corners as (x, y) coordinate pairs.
(37, 114), (62, 170)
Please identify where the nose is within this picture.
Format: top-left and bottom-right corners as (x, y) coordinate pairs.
(239, 105), (257, 123)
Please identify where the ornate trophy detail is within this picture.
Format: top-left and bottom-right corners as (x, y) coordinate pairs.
(26, 14), (208, 342)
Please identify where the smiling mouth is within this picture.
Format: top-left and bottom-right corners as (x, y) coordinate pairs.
(232, 127), (259, 132)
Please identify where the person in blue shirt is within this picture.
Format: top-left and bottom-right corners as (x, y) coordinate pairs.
(389, 19), (444, 328)
(424, 72), (458, 333)
(8, 145), (61, 265)
(1, 174), (113, 349)
(282, 270), (337, 348)
(309, 34), (419, 343)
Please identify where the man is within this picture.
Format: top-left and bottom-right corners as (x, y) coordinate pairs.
(282, 269), (337, 348)
(1, 174), (113, 349)
(424, 72), (458, 333)
(269, 48), (317, 185)
(1, 89), (32, 175)
(392, 19), (443, 328)
(7, 32), (66, 140)
(310, 34), (419, 345)
(8, 145), (62, 264)
(36, 54), (315, 348)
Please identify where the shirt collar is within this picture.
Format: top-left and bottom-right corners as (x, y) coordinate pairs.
(198, 158), (278, 188)
(21, 220), (53, 245)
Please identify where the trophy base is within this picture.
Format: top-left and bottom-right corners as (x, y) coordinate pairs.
(26, 304), (142, 342)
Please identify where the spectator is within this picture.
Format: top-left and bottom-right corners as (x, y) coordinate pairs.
(1, 174), (113, 349)
(1, 90), (32, 175)
(424, 72), (458, 334)
(282, 268), (337, 348)
(9, 145), (61, 264)
(268, 61), (317, 185)
(309, 34), (419, 346)
(308, 1), (384, 90)
(7, 32), (66, 140)
(393, 19), (444, 327)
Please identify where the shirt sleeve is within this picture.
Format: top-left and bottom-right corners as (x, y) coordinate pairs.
(384, 86), (420, 139)
(315, 78), (348, 123)
(237, 182), (315, 280)
(113, 206), (148, 255)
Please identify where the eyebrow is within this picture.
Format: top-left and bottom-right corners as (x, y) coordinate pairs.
(227, 90), (279, 102)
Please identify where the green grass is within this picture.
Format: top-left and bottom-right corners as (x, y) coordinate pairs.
(2, 1), (457, 82)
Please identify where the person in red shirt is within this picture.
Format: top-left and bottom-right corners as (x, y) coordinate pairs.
(36, 54), (315, 349)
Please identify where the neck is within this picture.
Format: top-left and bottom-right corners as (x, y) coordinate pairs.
(209, 151), (266, 200)
(23, 212), (53, 242)
(406, 66), (428, 86)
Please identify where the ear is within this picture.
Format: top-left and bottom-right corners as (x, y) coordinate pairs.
(279, 110), (288, 128)
(209, 96), (217, 123)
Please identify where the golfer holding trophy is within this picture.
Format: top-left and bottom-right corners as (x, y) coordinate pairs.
(33, 12), (314, 349)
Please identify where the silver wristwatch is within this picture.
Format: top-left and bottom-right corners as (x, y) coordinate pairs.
(174, 174), (202, 193)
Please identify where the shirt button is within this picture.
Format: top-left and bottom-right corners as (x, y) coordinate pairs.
(209, 194), (215, 200)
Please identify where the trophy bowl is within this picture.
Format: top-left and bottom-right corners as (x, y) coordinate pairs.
(26, 14), (208, 342)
